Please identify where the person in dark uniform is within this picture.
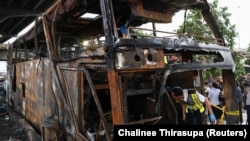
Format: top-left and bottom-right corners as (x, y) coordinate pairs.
(171, 86), (216, 125)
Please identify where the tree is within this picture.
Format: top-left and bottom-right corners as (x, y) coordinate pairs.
(175, 0), (244, 79)
(244, 43), (250, 72)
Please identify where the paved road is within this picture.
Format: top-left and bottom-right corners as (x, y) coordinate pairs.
(219, 108), (247, 125)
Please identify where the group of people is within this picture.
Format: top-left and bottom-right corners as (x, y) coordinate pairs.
(205, 72), (250, 125)
(238, 72), (250, 125)
(170, 73), (247, 125)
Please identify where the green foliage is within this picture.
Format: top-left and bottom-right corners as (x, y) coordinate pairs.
(176, 0), (244, 79)
(133, 29), (153, 37)
(177, 0), (236, 49)
(247, 43), (250, 52)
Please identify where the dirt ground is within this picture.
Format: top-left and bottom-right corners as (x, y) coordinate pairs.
(0, 96), (41, 141)
(0, 105), (26, 141)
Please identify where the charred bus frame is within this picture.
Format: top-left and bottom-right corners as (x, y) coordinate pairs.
(5, 0), (238, 141)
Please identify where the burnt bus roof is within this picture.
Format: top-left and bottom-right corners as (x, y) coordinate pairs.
(7, 0), (223, 46)
(1, 0), (224, 48)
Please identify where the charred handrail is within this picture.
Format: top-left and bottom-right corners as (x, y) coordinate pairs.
(115, 35), (225, 51)
(128, 26), (224, 46)
(60, 66), (112, 141)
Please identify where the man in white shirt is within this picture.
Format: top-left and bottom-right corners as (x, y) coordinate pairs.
(208, 82), (222, 125)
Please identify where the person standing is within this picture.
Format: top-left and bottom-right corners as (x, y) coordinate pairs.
(238, 72), (246, 92)
(243, 73), (250, 125)
(207, 74), (215, 87)
(117, 15), (129, 38)
(171, 86), (216, 125)
(204, 81), (211, 97)
(235, 80), (243, 124)
(244, 92), (250, 125)
(208, 74), (214, 83)
(208, 82), (222, 124)
(204, 81), (211, 123)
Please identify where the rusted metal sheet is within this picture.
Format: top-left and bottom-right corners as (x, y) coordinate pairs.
(129, 0), (172, 23)
(116, 49), (165, 70)
(108, 70), (123, 124)
(13, 59), (57, 132)
(165, 41), (235, 73)
(45, 0), (78, 21)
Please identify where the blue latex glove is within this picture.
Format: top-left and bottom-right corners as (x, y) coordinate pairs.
(209, 114), (216, 123)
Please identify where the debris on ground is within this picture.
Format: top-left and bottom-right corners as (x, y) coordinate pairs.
(0, 96), (41, 141)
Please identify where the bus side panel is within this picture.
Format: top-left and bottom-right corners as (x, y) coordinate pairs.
(13, 59), (54, 132)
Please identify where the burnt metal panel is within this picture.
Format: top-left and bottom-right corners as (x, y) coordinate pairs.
(114, 37), (234, 72)
(12, 59), (79, 134)
(58, 61), (80, 120)
(14, 59), (47, 130)
(164, 38), (235, 72)
(129, 0), (172, 23)
(116, 48), (165, 70)
(108, 70), (123, 124)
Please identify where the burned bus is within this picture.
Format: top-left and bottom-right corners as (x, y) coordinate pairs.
(5, 0), (238, 141)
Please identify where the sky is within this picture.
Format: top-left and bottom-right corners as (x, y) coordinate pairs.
(154, 0), (250, 50)
(216, 0), (250, 49)
(209, 0), (250, 50)
(0, 61), (7, 72)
